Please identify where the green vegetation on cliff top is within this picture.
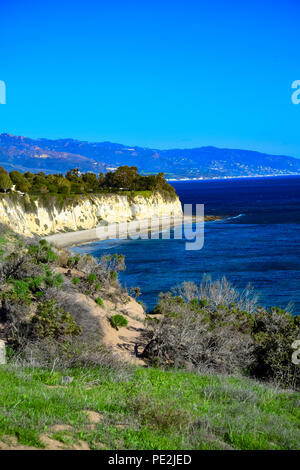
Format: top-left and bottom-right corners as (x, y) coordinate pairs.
(0, 165), (176, 199)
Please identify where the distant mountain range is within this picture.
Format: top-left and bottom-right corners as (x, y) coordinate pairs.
(1, 133), (300, 179)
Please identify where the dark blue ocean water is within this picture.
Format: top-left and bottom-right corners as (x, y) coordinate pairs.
(73, 176), (300, 314)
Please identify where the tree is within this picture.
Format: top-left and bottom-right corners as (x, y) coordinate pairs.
(108, 166), (138, 189)
(66, 168), (81, 182)
(104, 171), (115, 188)
(82, 172), (98, 192)
(56, 177), (71, 194)
(0, 172), (13, 192)
(98, 172), (105, 187)
(9, 171), (30, 193)
(29, 175), (49, 194)
(70, 182), (85, 194)
(0, 166), (8, 174)
(24, 171), (35, 182)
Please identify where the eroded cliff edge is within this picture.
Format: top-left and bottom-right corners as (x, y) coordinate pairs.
(0, 191), (183, 236)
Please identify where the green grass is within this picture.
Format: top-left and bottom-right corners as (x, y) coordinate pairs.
(120, 190), (152, 198)
(95, 297), (104, 306)
(0, 237), (8, 245)
(0, 364), (299, 450)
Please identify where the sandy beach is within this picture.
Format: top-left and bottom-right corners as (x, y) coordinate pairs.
(45, 215), (223, 248)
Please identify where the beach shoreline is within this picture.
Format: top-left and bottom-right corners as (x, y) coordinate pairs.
(45, 215), (224, 248)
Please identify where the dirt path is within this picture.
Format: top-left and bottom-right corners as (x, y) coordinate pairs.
(56, 290), (147, 365)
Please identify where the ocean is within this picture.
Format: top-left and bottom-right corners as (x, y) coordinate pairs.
(73, 175), (300, 315)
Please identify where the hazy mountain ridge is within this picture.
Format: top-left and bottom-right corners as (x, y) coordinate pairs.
(1, 133), (300, 178)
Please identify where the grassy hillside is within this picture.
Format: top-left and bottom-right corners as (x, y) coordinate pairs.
(0, 364), (299, 450)
(0, 225), (299, 451)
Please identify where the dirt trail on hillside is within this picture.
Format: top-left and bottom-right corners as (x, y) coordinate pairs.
(56, 290), (147, 365)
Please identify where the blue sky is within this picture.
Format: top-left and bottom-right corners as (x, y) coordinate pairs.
(1, 0), (300, 156)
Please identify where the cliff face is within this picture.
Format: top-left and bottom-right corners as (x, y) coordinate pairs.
(0, 192), (182, 236)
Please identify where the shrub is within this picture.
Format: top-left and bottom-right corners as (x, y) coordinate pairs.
(31, 300), (82, 339)
(249, 306), (300, 387)
(67, 255), (81, 268)
(130, 286), (141, 299)
(97, 254), (126, 285)
(95, 297), (104, 306)
(77, 253), (98, 274)
(57, 249), (70, 267)
(0, 172), (13, 192)
(27, 276), (43, 292)
(72, 277), (80, 285)
(27, 240), (58, 264)
(0, 291), (32, 345)
(20, 337), (133, 375)
(127, 394), (190, 431)
(142, 279), (300, 389)
(10, 279), (31, 299)
(44, 272), (63, 288)
(87, 273), (97, 283)
(110, 314), (128, 329)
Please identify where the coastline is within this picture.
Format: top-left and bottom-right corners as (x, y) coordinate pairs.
(167, 173), (300, 182)
(45, 214), (224, 248)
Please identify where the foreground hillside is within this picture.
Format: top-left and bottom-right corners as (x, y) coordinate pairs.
(0, 224), (299, 451)
(0, 365), (299, 450)
(0, 224), (148, 365)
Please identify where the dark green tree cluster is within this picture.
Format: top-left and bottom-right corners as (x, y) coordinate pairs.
(0, 166), (175, 197)
(0, 166), (13, 193)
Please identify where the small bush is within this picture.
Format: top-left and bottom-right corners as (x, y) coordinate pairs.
(77, 254), (98, 274)
(127, 394), (190, 431)
(95, 297), (104, 306)
(31, 300), (82, 339)
(28, 240), (58, 264)
(130, 286), (141, 299)
(72, 277), (80, 285)
(44, 272), (63, 288)
(110, 314), (128, 329)
(87, 273), (97, 283)
(10, 280), (31, 299)
(57, 249), (70, 267)
(20, 337), (134, 375)
(67, 255), (81, 268)
(142, 279), (300, 389)
(27, 276), (43, 292)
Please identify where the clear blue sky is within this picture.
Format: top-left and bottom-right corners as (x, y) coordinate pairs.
(1, 0), (300, 156)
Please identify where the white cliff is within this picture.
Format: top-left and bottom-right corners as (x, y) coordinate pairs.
(0, 191), (182, 237)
